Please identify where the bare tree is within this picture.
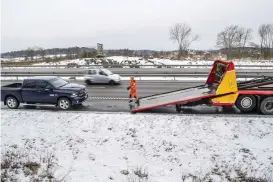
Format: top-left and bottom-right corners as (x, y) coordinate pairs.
(170, 23), (199, 59)
(237, 28), (253, 57)
(32, 46), (41, 61)
(216, 25), (241, 59)
(26, 47), (35, 60)
(216, 25), (253, 59)
(39, 47), (46, 61)
(258, 24), (273, 59)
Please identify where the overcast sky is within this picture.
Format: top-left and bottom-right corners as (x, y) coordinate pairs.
(1, 0), (273, 53)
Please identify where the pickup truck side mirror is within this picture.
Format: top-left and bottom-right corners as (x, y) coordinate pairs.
(45, 87), (53, 91)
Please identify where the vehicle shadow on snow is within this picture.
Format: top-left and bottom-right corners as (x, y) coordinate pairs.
(1, 103), (128, 112)
(138, 105), (254, 115)
(0, 104), (89, 112)
(2, 103), (259, 116)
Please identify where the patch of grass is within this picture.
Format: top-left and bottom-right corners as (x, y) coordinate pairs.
(1, 159), (12, 169)
(1, 145), (71, 182)
(24, 161), (41, 174)
(181, 165), (273, 182)
(127, 166), (149, 182)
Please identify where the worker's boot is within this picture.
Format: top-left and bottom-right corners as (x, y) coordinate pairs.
(135, 99), (140, 106)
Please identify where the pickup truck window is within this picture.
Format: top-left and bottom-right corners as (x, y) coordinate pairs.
(48, 78), (68, 88)
(23, 80), (37, 88)
(36, 81), (51, 89)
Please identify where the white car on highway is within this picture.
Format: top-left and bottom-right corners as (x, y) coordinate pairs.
(84, 68), (121, 85)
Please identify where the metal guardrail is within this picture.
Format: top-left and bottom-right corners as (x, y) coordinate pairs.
(1, 64), (273, 68)
(0, 73), (270, 79)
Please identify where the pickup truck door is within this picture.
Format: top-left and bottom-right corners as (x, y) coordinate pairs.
(34, 81), (57, 103)
(21, 80), (56, 103)
(21, 80), (40, 103)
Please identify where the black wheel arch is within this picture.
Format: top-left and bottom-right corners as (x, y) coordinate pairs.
(4, 94), (19, 105)
(57, 96), (72, 105)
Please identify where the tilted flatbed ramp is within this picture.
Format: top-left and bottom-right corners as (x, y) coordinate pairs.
(130, 60), (240, 113)
(132, 85), (216, 112)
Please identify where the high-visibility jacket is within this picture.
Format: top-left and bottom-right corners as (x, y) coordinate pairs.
(129, 80), (137, 97)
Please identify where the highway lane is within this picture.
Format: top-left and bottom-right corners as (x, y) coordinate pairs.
(2, 80), (272, 98)
(0, 81), (201, 113)
(1, 80), (203, 98)
(1, 80), (273, 116)
(85, 81), (203, 98)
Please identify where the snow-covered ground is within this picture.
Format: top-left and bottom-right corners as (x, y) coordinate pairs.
(33, 56), (273, 67)
(34, 56), (273, 66)
(2, 56), (273, 69)
(1, 110), (273, 182)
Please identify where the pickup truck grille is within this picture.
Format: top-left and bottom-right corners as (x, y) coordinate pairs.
(78, 89), (87, 97)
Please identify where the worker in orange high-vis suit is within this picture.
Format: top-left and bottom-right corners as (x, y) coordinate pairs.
(127, 76), (139, 105)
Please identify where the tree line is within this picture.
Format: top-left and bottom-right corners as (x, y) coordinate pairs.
(170, 23), (273, 59)
(1, 47), (97, 60)
(2, 23), (273, 60)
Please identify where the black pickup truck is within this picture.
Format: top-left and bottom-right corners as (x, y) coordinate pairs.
(1, 76), (88, 110)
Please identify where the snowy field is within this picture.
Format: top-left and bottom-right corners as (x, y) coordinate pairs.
(1, 110), (273, 182)
(2, 56), (273, 69)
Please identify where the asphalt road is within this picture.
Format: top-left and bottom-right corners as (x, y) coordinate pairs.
(1, 80), (203, 98)
(0, 80), (201, 113)
(1, 80), (272, 116)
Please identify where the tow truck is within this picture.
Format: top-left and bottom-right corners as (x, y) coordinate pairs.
(129, 60), (273, 115)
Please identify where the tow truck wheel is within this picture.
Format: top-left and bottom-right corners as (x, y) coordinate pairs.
(235, 95), (256, 113)
(58, 97), (71, 110)
(260, 97), (273, 115)
(6, 96), (20, 109)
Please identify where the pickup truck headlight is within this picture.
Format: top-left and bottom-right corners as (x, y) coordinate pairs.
(71, 93), (78, 97)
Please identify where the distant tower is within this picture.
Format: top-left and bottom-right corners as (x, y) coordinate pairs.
(97, 43), (104, 58)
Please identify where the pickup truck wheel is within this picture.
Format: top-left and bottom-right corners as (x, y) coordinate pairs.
(58, 98), (71, 110)
(235, 95), (256, 113)
(6, 96), (20, 109)
(260, 97), (273, 115)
